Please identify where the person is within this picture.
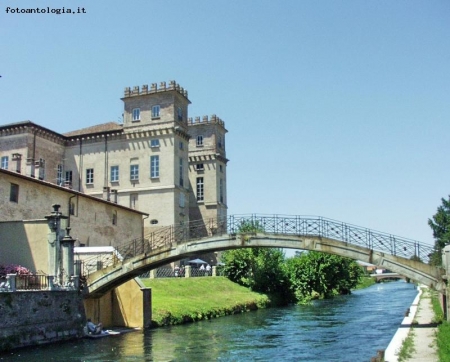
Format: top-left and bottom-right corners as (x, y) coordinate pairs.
(86, 318), (103, 335)
(206, 264), (211, 276)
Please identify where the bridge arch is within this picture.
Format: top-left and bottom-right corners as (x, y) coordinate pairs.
(84, 215), (443, 298)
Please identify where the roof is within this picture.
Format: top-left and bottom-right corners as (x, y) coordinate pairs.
(0, 120), (66, 139)
(0, 121), (124, 139)
(63, 122), (123, 137)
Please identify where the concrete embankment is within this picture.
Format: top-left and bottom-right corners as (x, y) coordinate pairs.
(384, 286), (438, 362)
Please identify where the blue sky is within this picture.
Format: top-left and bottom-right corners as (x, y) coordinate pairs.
(1, 1), (449, 246)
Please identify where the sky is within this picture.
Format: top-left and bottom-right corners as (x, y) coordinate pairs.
(1, 1), (449, 247)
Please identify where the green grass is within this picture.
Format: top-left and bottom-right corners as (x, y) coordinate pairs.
(142, 275), (377, 327)
(429, 289), (450, 362)
(141, 277), (270, 326)
(397, 328), (416, 362)
(354, 276), (376, 290)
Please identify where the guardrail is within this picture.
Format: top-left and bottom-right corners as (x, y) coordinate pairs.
(228, 214), (434, 264)
(139, 265), (225, 279)
(0, 274), (50, 292)
(80, 214), (434, 278)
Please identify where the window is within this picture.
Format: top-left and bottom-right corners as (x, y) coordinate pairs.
(86, 168), (94, 184)
(57, 164), (63, 185)
(152, 105), (160, 118)
(220, 179), (224, 203)
(111, 166), (119, 182)
(196, 135), (203, 147)
(1, 156), (8, 170)
(112, 210), (117, 225)
(177, 107), (183, 122)
(150, 139), (160, 148)
(179, 193), (185, 208)
(65, 170), (73, 185)
(219, 165), (223, 173)
(150, 155), (159, 178)
(130, 164), (139, 181)
(218, 135), (223, 149)
(132, 108), (140, 121)
(179, 158), (183, 187)
(196, 177), (204, 201)
(179, 141), (183, 150)
(195, 163), (204, 171)
(10, 183), (19, 203)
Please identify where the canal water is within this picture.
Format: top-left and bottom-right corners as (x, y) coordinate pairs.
(1, 281), (417, 361)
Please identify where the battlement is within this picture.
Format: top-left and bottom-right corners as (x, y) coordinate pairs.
(188, 115), (225, 127)
(123, 80), (189, 100)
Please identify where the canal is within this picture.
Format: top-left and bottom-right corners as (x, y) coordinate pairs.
(1, 280), (417, 361)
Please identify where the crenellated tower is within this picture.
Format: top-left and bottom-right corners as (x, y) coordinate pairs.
(122, 81), (190, 131)
(187, 114), (228, 224)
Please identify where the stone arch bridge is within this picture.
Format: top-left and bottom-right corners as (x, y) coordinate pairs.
(82, 214), (443, 298)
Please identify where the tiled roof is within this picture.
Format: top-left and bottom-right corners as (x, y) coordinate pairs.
(64, 122), (123, 137)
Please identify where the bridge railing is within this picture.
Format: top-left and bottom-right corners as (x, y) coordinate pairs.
(228, 214), (434, 264)
(81, 214), (434, 277)
(79, 217), (228, 277)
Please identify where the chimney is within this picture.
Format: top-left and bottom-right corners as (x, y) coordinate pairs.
(26, 157), (35, 177)
(12, 153), (22, 173)
(111, 189), (118, 204)
(103, 186), (110, 201)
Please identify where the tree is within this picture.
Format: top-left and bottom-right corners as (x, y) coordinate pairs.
(221, 219), (265, 288)
(428, 196), (450, 266)
(284, 252), (362, 304)
(222, 219), (362, 305)
(235, 219), (265, 234)
(222, 247), (290, 298)
(221, 219), (292, 301)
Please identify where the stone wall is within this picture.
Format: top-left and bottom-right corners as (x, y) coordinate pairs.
(0, 291), (85, 352)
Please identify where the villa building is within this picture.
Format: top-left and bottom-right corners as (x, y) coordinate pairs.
(0, 81), (229, 241)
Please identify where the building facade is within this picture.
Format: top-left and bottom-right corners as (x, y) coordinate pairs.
(0, 168), (147, 272)
(0, 81), (228, 239)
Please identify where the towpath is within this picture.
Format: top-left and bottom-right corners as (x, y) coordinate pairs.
(385, 285), (438, 362)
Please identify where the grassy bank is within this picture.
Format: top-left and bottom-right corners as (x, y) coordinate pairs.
(430, 290), (450, 361)
(142, 275), (375, 327)
(141, 277), (270, 327)
(354, 276), (376, 290)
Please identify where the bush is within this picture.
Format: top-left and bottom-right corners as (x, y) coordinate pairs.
(0, 264), (32, 277)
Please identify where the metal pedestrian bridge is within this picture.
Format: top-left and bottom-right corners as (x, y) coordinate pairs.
(82, 214), (443, 298)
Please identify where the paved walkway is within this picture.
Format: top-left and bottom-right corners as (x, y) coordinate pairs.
(385, 286), (438, 362)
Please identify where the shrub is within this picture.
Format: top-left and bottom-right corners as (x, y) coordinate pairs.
(0, 264), (32, 277)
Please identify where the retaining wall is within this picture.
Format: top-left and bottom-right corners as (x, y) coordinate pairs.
(0, 291), (85, 352)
